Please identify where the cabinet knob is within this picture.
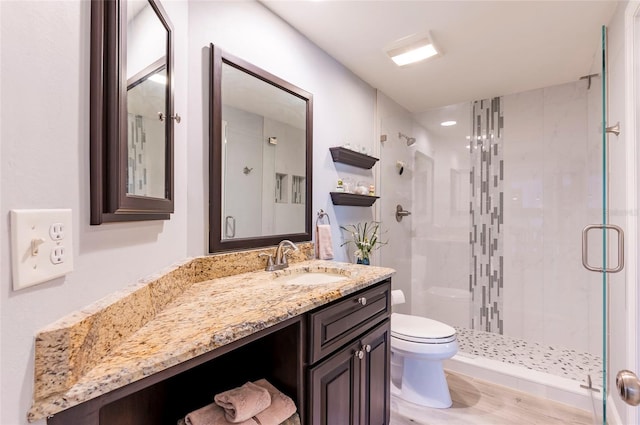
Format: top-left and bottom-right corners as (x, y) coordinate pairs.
(363, 344), (371, 353)
(357, 297), (367, 306)
(354, 350), (364, 360)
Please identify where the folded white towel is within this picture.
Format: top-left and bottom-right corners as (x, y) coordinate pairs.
(316, 224), (334, 260)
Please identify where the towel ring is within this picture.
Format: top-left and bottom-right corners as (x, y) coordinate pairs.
(316, 209), (331, 226)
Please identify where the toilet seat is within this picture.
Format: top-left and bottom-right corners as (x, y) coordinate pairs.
(391, 313), (456, 344)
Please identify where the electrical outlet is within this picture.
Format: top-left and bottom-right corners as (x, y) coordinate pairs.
(10, 209), (74, 290)
(49, 223), (65, 241)
(50, 246), (65, 264)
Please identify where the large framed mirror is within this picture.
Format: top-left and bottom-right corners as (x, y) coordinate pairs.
(90, 0), (175, 224)
(209, 45), (313, 252)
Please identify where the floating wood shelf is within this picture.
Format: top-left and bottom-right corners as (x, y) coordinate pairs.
(330, 192), (379, 207)
(329, 147), (379, 169)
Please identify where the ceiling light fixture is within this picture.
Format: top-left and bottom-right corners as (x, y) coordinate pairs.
(441, 120), (457, 127)
(386, 33), (440, 67)
(149, 73), (166, 85)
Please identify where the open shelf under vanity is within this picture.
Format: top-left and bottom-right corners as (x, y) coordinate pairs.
(49, 318), (304, 425)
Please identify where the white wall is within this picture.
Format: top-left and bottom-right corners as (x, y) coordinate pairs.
(0, 1), (189, 424)
(377, 92), (415, 314)
(222, 106), (265, 238)
(269, 119), (306, 235)
(126, 2), (167, 79)
(411, 103), (471, 326)
(0, 1), (377, 424)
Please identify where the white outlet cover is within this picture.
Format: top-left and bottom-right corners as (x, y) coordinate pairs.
(10, 209), (74, 290)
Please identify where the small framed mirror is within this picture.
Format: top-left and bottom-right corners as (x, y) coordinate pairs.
(209, 45), (313, 252)
(90, 0), (175, 224)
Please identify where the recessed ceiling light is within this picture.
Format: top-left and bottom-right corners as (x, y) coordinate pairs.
(149, 73), (166, 85)
(441, 120), (457, 127)
(386, 33), (440, 67)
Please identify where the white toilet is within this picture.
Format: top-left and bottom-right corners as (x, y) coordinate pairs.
(390, 289), (458, 408)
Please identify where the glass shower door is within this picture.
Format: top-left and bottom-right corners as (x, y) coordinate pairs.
(583, 25), (626, 425)
(600, 24), (608, 425)
(380, 23), (618, 425)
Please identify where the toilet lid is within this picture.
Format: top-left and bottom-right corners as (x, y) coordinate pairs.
(391, 313), (456, 343)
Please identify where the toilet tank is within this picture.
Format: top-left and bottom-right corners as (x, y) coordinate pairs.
(413, 286), (471, 329)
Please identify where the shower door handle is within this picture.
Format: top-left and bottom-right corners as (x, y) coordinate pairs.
(581, 224), (624, 273)
(225, 216), (236, 239)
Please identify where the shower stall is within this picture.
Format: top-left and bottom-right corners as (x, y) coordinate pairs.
(379, 27), (620, 423)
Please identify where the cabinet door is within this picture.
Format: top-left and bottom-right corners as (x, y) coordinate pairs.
(361, 319), (390, 425)
(309, 340), (361, 425)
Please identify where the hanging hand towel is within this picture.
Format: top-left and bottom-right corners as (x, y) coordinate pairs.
(214, 381), (271, 423)
(316, 224), (334, 260)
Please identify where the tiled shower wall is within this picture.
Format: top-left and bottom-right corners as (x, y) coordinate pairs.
(502, 81), (602, 355)
(411, 81), (600, 358)
(470, 98), (504, 334)
(128, 114), (148, 196)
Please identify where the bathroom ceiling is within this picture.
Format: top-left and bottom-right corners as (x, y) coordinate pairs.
(261, 1), (618, 113)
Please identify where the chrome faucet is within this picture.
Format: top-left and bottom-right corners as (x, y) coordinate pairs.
(259, 240), (299, 271)
(275, 240), (299, 268)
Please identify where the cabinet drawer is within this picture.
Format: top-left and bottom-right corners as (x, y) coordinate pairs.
(309, 280), (390, 364)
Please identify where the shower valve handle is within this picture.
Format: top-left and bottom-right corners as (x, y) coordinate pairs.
(396, 204), (412, 222)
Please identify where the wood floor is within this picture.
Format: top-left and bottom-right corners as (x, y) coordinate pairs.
(390, 371), (596, 425)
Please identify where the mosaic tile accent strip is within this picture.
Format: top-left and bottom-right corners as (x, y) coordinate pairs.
(128, 113), (147, 195)
(455, 327), (603, 384)
(470, 97), (504, 334)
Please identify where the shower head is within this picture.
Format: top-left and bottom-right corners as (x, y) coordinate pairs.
(398, 132), (416, 146)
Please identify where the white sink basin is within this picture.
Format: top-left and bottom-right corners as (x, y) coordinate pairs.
(275, 270), (350, 285)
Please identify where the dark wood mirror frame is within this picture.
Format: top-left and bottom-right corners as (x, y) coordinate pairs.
(90, 0), (175, 224)
(209, 45), (313, 253)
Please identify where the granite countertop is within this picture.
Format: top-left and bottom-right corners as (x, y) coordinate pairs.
(28, 259), (394, 421)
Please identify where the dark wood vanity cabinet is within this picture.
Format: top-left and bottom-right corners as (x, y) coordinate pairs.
(309, 338), (362, 424)
(309, 320), (390, 425)
(360, 322), (391, 425)
(46, 279), (391, 425)
(307, 280), (391, 425)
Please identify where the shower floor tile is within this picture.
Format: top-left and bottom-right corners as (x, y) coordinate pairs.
(454, 327), (603, 384)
